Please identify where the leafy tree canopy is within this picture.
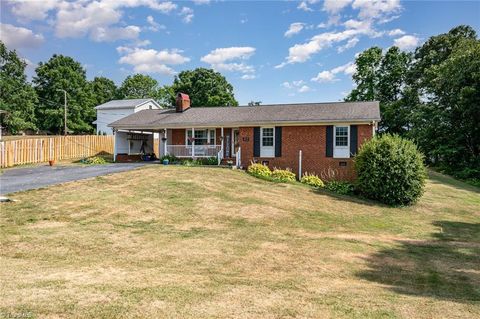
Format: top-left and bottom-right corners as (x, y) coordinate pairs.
(33, 54), (95, 134)
(0, 41), (38, 134)
(169, 68), (238, 107)
(118, 74), (158, 99)
(90, 76), (117, 106)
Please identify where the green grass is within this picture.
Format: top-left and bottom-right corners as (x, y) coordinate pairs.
(1, 166), (479, 318)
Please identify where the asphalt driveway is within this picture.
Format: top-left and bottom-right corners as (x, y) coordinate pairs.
(0, 163), (150, 195)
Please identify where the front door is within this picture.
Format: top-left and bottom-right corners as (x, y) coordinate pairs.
(232, 129), (239, 157)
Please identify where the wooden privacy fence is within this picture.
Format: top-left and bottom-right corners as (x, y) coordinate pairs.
(0, 135), (114, 168)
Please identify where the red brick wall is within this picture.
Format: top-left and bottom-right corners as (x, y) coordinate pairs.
(239, 124), (373, 181)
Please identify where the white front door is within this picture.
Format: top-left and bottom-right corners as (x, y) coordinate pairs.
(260, 127), (275, 157)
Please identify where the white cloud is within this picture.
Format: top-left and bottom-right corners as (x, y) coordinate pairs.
(393, 35), (419, 50)
(352, 0), (402, 20)
(240, 18), (248, 24)
(388, 28), (406, 37)
(118, 47), (190, 75)
(337, 37), (359, 53)
(8, 0), (178, 42)
(241, 74), (256, 80)
(284, 22), (305, 38)
(311, 62), (355, 83)
(282, 80), (310, 93)
(297, 0), (320, 12)
(179, 7), (194, 23)
(146, 15), (166, 32)
(323, 0), (352, 14)
(192, 0), (210, 4)
(298, 85), (311, 93)
(0, 23), (44, 49)
(90, 25), (141, 42)
(201, 47), (256, 75)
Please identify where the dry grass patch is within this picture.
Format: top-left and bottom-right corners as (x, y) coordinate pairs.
(1, 166), (479, 318)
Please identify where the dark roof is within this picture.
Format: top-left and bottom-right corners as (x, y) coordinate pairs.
(95, 98), (159, 110)
(109, 101), (380, 129)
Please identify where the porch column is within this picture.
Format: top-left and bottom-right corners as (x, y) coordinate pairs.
(113, 129), (117, 162)
(164, 128), (167, 155)
(221, 127), (224, 159)
(192, 127), (195, 159)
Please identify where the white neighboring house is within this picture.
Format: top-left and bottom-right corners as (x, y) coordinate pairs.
(94, 99), (162, 135)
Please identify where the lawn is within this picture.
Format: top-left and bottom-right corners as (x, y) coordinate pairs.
(1, 166), (479, 318)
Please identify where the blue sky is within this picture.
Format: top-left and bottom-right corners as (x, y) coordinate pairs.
(1, 0), (479, 105)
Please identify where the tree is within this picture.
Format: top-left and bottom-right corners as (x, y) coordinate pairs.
(0, 41), (38, 134)
(90, 76), (117, 106)
(408, 25), (479, 179)
(346, 46), (412, 133)
(33, 54), (95, 134)
(118, 74), (158, 99)
(346, 47), (383, 101)
(169, 68), (238, 107)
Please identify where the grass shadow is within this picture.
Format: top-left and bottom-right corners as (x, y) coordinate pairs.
(357, 220), (480, 303)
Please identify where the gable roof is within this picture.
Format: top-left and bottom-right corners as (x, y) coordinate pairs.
(95, 98), (160, 110)
(109, 101), (380, 129)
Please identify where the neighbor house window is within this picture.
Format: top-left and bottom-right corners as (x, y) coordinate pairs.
(186, 129), (216, 145)
(260, 127), (275, 157)
(333, 125), (350, 158)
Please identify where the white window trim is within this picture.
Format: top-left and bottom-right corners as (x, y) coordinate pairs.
(260, 127), (275, 158)
(333, 125), (350, 158)
(185, 129), (216, 146)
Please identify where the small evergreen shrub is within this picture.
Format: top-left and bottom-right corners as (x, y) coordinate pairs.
(271, 168), (296, 182)
(247, 163), (272, 178)
(325, 180), (354, 195)
(355, 134), (426, 206)
(200, 157), (218, 165)
(301, 173), (325, 188)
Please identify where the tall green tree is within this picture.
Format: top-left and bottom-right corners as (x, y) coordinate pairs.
(90, 76), (117, 106)
(118, 74), (158, 99)
(33, 54), (95, 134)
(346, 46), (411, 133)
(169, 68), (238, 107)
(409, 28), (479, 176)
(0, 41), (38, 134)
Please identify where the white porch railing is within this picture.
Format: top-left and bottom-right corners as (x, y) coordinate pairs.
(166, 145), (222, 158)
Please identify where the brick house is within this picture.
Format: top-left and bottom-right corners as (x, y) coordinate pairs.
(109, 93), (380, 180)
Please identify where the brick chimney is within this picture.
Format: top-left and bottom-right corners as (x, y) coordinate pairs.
(176, 93), (190, 112)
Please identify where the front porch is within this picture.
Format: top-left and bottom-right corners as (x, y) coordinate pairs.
(114, 127), (241, 166)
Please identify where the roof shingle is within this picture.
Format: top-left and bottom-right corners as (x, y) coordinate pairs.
(109, 101), (380, 129)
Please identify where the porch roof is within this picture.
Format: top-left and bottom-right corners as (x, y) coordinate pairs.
(109, 101), (380, 129)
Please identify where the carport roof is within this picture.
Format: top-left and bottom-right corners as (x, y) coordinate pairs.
(109, 101), (380, 129)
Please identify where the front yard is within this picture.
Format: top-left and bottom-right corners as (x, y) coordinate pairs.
(1, 166), (479, 318)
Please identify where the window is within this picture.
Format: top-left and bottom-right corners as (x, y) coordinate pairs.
(186, 129), (216, 145)
(335, 126), (349, 147)
(261, 128), (274, 147)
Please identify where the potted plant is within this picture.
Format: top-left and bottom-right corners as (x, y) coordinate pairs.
(163, 158), (169, 165)
(48, 160), (55, 166)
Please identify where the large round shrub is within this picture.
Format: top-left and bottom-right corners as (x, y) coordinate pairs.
(355, 134), (426, 206)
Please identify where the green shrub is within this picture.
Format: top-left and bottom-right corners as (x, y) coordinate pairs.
(301, 173), (324, 188)
(271, 168), (296, 182)
(160, 154), (178, 163)
(200, 157), (218, 165)
(325, 180), (354, 195)
(355, 134), (426, 206)
(247, 163), (272, 178)
(81, 156), (108, 165)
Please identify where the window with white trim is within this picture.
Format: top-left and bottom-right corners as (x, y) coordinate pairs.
(186, 129), (216, 146)
(260, 127), (275, 157)
(333, 125), (350, 158)
(335, 126), (349, 147)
